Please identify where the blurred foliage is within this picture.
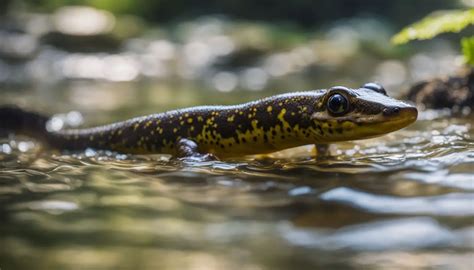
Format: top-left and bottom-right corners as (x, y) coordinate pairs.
(462, 36), (474, 65)
(41, 0), (149, 14)
(392, 9), (474, 44)
(4, 0), (461, 27)
(392, 9), (474, 66)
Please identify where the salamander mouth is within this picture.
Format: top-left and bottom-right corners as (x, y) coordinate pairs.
(352, 106), (418, 139)
(370, 106), (418, 133)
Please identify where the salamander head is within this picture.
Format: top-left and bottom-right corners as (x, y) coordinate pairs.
(311, 83), (418, 142)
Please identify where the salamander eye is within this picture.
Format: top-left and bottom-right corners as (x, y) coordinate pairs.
(327, 94), (349, 115)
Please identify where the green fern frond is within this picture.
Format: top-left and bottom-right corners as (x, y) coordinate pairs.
(392, 9), (474, 45)
(462, 36), (474, 66)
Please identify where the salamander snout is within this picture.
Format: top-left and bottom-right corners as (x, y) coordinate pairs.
(382, 106), (400, 116)
(383, 105), (418, 126)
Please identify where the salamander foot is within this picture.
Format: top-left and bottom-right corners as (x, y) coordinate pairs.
(176, 138), (216, 162)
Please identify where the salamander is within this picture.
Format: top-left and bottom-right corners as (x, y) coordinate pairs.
(0, 83), (417, 158)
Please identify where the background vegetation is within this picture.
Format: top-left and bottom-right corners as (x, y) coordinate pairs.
(4, 0), (461, 27)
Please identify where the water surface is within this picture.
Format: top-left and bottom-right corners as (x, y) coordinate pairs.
(1, 90), (473, 269)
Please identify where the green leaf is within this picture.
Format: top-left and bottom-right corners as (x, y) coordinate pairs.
(392, 9), (474, 45)
(462, 36), (474, 66)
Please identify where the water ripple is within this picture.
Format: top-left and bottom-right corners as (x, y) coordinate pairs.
(320, 187), (474, 216)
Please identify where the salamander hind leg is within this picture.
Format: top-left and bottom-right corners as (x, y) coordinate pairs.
(313, 143), (331, 160)
(176, 138), (216, 162)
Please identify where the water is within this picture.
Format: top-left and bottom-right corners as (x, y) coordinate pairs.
(0, 86), (473, 269)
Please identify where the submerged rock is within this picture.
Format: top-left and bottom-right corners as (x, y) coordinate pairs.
(405, 68), (474, 112)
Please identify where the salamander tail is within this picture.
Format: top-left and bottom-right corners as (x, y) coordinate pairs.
(0, 105), (50, 141)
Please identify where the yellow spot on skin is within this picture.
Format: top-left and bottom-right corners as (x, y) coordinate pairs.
(227, 115), (235, 122)
(117, 130), (122, 135)
(342, 121), (355, 130)
(190, 126), (195, 131)
(185, 113), (190, 117)
(180, 121), (184, 125)
(187, 118), (193, 124)
(133, 123), (139, 130)
(173, 128), (178, 133)
(239, 111), (243, 115)
(267, 106), (272, 112)
(197, 116), (204, 122)
(279, 102), (283, 106)
(277, 109), (291, 133)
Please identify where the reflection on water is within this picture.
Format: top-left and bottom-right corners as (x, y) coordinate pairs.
(0, 107), (473, 269)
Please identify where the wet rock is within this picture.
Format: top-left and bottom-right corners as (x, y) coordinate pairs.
(41, 6), (121, 52)
(0, 30), (39, 61)
(214, 47), (267, 68)
(406, 68), (474, 111)
(41, 32), (122, 53)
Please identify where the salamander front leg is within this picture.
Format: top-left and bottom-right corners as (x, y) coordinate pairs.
(176, 138), (216, 161)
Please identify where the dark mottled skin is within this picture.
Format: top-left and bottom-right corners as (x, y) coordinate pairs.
(0, 84), (418, 158)
(49, 91), (325, 156)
